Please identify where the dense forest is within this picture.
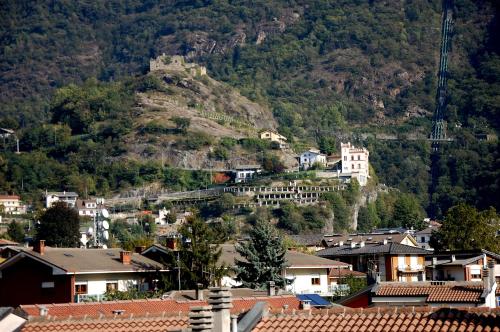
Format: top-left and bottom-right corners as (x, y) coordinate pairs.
(0, 0), (499, 219)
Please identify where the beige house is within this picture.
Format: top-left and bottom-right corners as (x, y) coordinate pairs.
(259, 130), (287, 148)
(0, 195), (25, 214)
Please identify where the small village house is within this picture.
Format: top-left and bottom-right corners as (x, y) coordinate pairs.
(259, 130), (287, 149)
(44, 191), (78, 208)
(299, 149), (327, 170)
(0, 195), (26, 214)
(0, 240), (166, 307)
(233, 164), (262, 183)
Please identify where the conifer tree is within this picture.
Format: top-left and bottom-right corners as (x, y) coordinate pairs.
(235, 221), (287, 289)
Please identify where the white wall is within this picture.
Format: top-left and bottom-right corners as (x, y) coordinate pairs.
(75, 273), (145, 295)
(285, 267), (329, 296)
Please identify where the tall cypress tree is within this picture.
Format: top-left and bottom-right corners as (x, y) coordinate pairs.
(235, 221), (287, 289)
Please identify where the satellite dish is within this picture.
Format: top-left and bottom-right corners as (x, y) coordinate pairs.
(87, 227), (93, 235)
(103, 230), (109, 240)
(101, 209), (109, 219)
(102, 220), (110, 230)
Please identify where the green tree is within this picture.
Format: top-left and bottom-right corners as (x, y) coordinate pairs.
(235, 221), (287, 289)
(36, 202), (80, 247)
(323, 193), (351, 232)
(357, 203), (380, 232)
(392, 193), (425, 230)
(430, 204), (500, 252)
(178, 215), (224, 289)
(7, 221), (25, 243)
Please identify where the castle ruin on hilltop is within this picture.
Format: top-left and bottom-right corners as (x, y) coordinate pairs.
(149, 54), (207, 76)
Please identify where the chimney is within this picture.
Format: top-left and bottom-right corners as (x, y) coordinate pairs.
(34, 240), (45, 255)
(359, 241), (365, 248)
(196, 283), (204, 301)
(432, 257), (437, 266)
(338, 241), (343, 246)
(120, 251), (132, 265)
(135, 246), (146, 254)
(451, 254), (456, 262)
(482, 267), (491, 291)
(267, 281), (275, 296)
(350, 242), (356, 248)
(39, 306), (48, 317)
(231, 314), (238, 332)
(488, 260), (495, 288)
(208, 287), (233, 332)
(188, 305), (213, 332)
(300, 299), (311, 310)
(383, 239), (388, 245)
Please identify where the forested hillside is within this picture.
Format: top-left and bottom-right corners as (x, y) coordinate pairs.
(1, 0), (499, 218)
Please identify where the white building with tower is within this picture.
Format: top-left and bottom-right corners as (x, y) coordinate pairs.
(340, 142), (369, 186)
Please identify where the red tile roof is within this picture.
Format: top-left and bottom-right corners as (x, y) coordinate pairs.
(0, 239), (19, 245)
(253, 307), (500, 332)
(374, 282), (486, 303)
(328, 268), (366, 278)
(22, 314), (188, 332)
(20, 295), (300, 318)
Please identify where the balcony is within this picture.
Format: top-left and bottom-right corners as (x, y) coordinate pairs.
(397, 264), (424, 273)
(328, 284), (350, 297)
(74, 293), (107, 303)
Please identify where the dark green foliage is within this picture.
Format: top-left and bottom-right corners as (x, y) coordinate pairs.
(235, 221), (287, 289)
(392, 193), (425, 230)
(7, 221), (25, 243)
(36, 202), (80, 247)
(357, 203), (380, 233)
(200, 193), (235, 218)
(429, 203), (500, 252)
(331, 274), (367, 299)
(343, 179), (360, 206)
(163, 167), (211, 191)
(178, 131), (212, 150)
(262, 153), (285, 174)
(322, 193), (351, 232)
(178, 215), (224, 289)
(275, 203), (328, 234)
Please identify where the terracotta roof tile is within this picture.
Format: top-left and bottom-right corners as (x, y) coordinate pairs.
(20, 295), (300, 318)
(22, 314), (188, 332)
(252, 308), (500, 332)
(374, 282), (486, 303)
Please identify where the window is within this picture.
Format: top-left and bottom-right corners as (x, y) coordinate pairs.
(471, 273), (481, 279)
(41, 281), (54, 288)
(311, 277), (321, 285)
(106, 281), (118, 292)
(75, 283), (88, 294)
(358, 164), (361, 169)
(344, 156), (347, 161)
(352, 164), (354, 169)
(351, 156), (354, 161)
(358, 155), (360, 160)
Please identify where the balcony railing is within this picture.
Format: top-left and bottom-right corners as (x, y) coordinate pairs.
(75, 294), (107, 303)
(397, 264), (424, 272)
(328, 284), (350, 297)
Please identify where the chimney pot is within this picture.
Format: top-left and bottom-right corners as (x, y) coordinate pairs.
(483, 267), (491, 291)
(188, 305), (213, 332)
(338, 241), (343, 246)
(34, 240), (45, 255)
(360, 241), (365, 248)
(208, 287), (233, 332)
(383, 239), (388, 245)
(267, 281), (276, 296)
(120, 251), (132, 265)
(300, 300), (311, 310)
(196, 283), (204, 301)
(451, 254), (456, 262)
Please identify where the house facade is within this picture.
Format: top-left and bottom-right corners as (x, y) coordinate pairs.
(0, 195), (25, 214)
(0, 241), (166, 306)
(259, 130), (287, 148)
(45, 191), (78, 208)
(299, 149), (327, 170)
(233, 165), (262, 183)
(217, 244), (353, 297)
(340, 142), (369, 186)
(426, 249), (500, 283)
(75, 198), (105, 217)
(317, 242), (430, 282)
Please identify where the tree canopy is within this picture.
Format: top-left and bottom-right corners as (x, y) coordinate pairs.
(36, 202), (80, 247)
(235, 221), (287, 289)
(429, 203), (500, 252)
